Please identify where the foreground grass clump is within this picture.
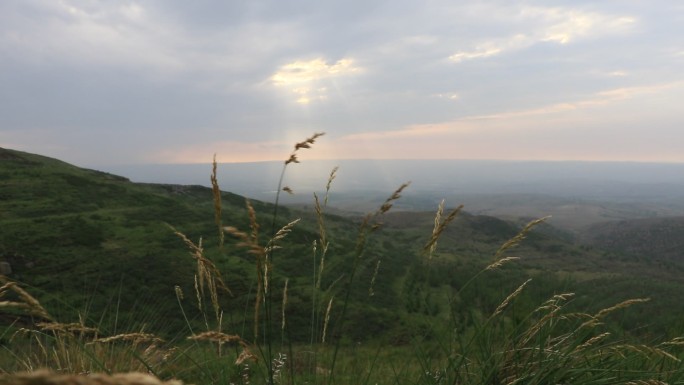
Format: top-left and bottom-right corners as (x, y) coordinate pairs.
(2, 133), (684, 384)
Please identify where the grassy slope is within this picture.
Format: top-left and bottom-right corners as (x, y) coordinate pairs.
(2, 147), (684, 342)
(0, 148), (258, 333)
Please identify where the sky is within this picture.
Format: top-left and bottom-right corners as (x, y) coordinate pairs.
(1, 0), (683, 167)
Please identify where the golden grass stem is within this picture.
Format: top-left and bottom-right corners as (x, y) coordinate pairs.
(210, 154), (224, 248)
(282, 279), (289, 333)
(424, 203), (463, 260)
(492, 278), (532, 317)
(322, 297), (333, 344)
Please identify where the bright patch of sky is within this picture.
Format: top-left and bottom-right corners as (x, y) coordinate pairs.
(271, 58), (362, 104)
(0, 0), (682, 166)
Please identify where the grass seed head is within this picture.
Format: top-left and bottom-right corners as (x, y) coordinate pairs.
(91, 332), (164, 345)
(492, 278), (532, 317)
(188, 331), (243, 345)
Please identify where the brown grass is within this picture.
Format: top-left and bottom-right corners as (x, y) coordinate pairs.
(424, 202), (464, 261)
(322, 297), (334, 344)
(210, 154), (224, 248)
(0, 276), (51, 321)
(168, 227), (229, 324)
(285, 133), (325, 165)
(492, 278), (532, 317)
(0, 370), (183, 385)
(90, 332), (164, 346)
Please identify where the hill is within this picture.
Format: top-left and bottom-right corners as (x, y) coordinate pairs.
(2, 147), (684, 342)
(583, 217), (684, 262)
(0, 147), (270, 333)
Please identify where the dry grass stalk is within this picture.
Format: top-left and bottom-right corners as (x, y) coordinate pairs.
(577, 298), (652, 330)
(10, 326), (44, 343)
(492, 279), (532, 317)
(211, 154), (224, 248)
(369, 260), (381, 297)
(424, 203), (464, 260)
(324, 166), (338, 206)
(594, 298), (650, 319)
(354, 183), (411, 259)
(235, 346), (259, 365)
(36, 322), (98, 336)
(246, 200), (260, 248)
(169, 227), (230, 294)
(485, 256), (520, 270)
(266, 219), (301, 254)
(427, 200), (444, 259)
(174, 285), (183, 300)
(0, 280), (15, 295)
(0, 276), (51, 320)
(313, 193), (326, 246)
(285, 132), (325, 165)
(311, 240), (324, 291)
(378, 182), (410, 216)
(520, 292), (576, 346)
(0, 370), (184, 385)
(573, 332), (611, 352)
(193, 275), (203, 315)
(610, 344), (680, 362)
(246, 200), (267, 338)
(224, 226), (263, 257)
(187, 331), (243, 345)
(169, 227), (229, 323)
(660, 337), (684, 347)
(224, 199), (272, 339)
(282, 278), (289, 332)
(91, 332), (164, 345)
(489, 216), (550, 268)
(0, 301), (35, 314)
(322, 297), (334, 344)
(313, 193), (329, 289)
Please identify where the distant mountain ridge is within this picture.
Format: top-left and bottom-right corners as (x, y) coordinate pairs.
(106, 159), (684, 232)
(106, 158), (684, 196)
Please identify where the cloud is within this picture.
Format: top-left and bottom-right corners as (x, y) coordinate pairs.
(459, 82), (683, 122)
(1, 1), (682, 165)
(433, 92), (460, 100)
(0, 1), (184, 72)
(449, 46), (503, 63)
(529, 7), (635, 44)
(448, 6), (636, 63)
(270, 58), (362, 104)
(0, 0), (302, 85)
(337, 81), (684, 143)
(342, 123), (455, 142)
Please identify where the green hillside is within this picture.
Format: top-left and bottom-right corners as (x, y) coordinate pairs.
(2, 146), (684, 343)
(4, 147), (684, 384)
(584, 217), (684, 261)
(0, 147), (272, 333)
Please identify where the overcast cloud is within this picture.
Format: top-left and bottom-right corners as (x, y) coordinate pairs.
(1, 0), (683, 166)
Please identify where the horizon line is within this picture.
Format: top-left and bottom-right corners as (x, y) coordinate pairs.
(103, 157), (684, 167)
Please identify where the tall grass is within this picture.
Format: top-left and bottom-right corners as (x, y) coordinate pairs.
(1, 133), (684, 384)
